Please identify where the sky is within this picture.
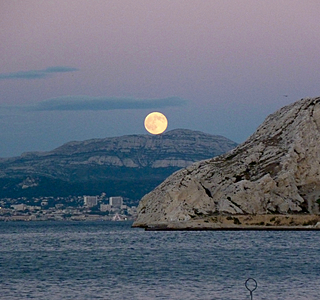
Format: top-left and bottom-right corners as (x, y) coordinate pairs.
(1, 0), (320, 157)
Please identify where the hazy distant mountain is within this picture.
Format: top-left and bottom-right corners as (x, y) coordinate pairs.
(0, 129), (237, 203)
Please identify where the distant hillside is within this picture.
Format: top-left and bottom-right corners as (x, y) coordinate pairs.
(0, 129), (237, 203)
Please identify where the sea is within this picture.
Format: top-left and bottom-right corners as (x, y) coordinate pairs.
(0, 221), (319, 300)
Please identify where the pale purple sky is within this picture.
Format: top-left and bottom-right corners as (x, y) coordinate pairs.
(1, 0), (320, 157)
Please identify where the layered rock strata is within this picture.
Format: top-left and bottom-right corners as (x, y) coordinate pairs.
(0, 129), (236, 176)
(0, 129), (237, 201)
(133, 97), (320, 229)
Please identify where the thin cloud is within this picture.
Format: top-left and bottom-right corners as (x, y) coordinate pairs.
(27, 96), (187, 111)
(0, 66), (79, 80)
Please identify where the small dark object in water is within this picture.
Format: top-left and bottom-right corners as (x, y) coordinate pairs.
(245, 278), (257, 300)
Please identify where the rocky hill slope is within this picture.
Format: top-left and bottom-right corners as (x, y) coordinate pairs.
(0, 129), (237, 202)
(133, 97), (320, 229)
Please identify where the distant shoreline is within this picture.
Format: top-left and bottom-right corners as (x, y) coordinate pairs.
(0, 216), (135, 222)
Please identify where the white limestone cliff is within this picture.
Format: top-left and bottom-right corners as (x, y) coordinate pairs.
(133, 97), (320, 228)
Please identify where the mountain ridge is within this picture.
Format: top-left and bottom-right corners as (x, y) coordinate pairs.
(0, 129), (237, 203)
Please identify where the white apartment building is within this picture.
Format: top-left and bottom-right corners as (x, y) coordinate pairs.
(84, 196), (98, 208)
(109, 196), (123, 209)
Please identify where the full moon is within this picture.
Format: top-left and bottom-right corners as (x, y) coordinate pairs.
(144, 112), (168, 135)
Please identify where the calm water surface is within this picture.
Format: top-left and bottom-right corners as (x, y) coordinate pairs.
(0, 221), (319, 300)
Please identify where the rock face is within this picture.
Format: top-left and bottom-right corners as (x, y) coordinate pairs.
(133, 97), (320, 228)
(0, 129), (236, 175)
(0, 129), (236, 201)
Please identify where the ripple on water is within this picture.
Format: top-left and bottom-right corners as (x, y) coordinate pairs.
(0, 221), (319, 300)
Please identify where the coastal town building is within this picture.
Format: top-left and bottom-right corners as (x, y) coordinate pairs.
(84, 196), (98, 207)
(0, 194), (137, 222)
(100, 204), (111, 212)
(11, 204), (26, 211)
(109, 196), (123, 208)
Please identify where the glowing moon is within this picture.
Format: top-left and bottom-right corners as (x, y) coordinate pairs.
(144, 112), (168, 135)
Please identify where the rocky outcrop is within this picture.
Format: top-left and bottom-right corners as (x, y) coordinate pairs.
(133, 97), (320, 228)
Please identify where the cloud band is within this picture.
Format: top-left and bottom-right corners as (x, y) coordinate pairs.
(28, 96), (187, 111)
(0, 66), (79, 80)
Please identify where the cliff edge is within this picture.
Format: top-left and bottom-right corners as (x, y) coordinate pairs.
(133, 97), (320, 229)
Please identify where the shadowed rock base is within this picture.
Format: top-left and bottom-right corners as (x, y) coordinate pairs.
(133, 214), (320, 230)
